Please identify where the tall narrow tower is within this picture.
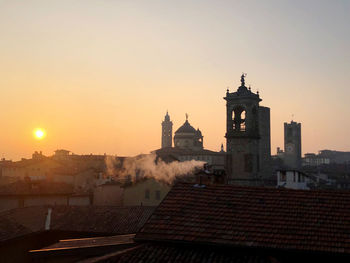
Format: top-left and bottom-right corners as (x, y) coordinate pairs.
(284, 121), (302, 169)
(161, 111), (173, 148)
(224, 74), (264, 185)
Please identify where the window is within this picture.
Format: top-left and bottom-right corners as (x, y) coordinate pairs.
(145, 189), (150, 199)
(280, 172), (286, 182)
(155, 190), (161, 200)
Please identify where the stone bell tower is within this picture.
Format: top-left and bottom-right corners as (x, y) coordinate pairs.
(284, 121), (302, 169)
(224, 74), (263, 185)
(161, 111), (173, 148)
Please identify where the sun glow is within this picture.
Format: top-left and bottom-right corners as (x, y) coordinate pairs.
(34, 128), (45, 140)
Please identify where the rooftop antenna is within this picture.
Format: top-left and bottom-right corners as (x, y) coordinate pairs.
(186, 113), (189, 121)
(291, 114), (294, 122)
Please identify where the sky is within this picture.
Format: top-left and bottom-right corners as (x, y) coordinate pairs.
(0, 0), (349, 161)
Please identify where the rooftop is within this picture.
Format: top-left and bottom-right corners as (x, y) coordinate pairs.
(85, 243), (274, 263)
(136, 183), (350, 255)
(0, 205), (155, 242)
(175, 119), (197, 134)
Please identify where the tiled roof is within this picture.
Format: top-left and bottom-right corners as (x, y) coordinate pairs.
(136, 183), (350, 254)
(0, 206), (155, 242)
(33, 234), (135, 251)
(0, 180), (75, 195)
(0, 214), (32, 242)
(50, 206), (155, 234)
(88, 243), (274, 263)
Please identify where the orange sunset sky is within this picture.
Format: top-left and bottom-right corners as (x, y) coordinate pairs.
(1, 1), (350, 161)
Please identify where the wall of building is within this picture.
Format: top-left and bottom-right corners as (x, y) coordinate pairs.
(93, 184), (123, 206)
(0, 197), (19, 212)
(258, 106), (272, 178)
(24, 196), (68, 207)
(277, 170), (309, 190)
(2, 160), (61, 180)
(68, 195), (91, 206)
(52, 175), (75, 185)
(123, 179), (171, 206)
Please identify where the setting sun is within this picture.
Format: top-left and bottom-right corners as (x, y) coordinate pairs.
(34, 128), (45, 140)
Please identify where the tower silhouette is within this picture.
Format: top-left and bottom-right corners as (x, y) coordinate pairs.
(161, 111), (173, 148)
(224, 74), (271, 185)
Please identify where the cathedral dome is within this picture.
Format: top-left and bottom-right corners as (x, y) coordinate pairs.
(173, 116), (204, 151)
(175, 120), (197, 134)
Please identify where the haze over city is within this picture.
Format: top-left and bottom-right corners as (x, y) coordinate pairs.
(1, 0), (349, 160)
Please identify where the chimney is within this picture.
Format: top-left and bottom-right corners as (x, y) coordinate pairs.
(193, 163), (209, 188)
(45, 207), (52, 230)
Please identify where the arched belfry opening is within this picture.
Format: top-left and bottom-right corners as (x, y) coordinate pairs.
(232, 107), (246, 132)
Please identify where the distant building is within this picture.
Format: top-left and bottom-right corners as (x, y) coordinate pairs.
(123, 178), (171, 206)
(284, 121), (302, 169)
(154, 147), (225, 172)
(93, 182), (124, 206)
(158, 112), (225, 176)
(93, 178), (171, 207)
(173, 115), (203, 151)
(303, 153), (330, 166)
(224, 74), (271, 186)
(1, 157), (62, 181)
(0, 180), (91, 212)
(52, 149), (71, 160)
(161, 111), (173, 148)
(277, 170), (309, 190)
(304, 150), (350, 165)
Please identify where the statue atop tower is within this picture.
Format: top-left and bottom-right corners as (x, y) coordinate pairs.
(161, 111), (173, 148)
(241, 73), (246, 87)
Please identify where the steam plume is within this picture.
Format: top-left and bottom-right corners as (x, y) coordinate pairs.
(105, 153), (205, 184)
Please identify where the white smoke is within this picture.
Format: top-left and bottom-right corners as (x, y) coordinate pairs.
(105, 153), (205, 184)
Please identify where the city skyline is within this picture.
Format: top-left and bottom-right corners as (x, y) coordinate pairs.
(1, 0), (350, 160)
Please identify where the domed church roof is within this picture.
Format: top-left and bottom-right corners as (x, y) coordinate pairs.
(175, 120), (197, 134)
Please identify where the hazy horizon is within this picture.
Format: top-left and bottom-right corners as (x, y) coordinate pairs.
(1, 0), (350, 161)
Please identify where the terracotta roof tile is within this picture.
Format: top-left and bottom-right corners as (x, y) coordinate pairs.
(94, 243), (274, 263)
(0, 214), (32, 242)
(0, 206), (155, 242)
(136, 183), (350, 254)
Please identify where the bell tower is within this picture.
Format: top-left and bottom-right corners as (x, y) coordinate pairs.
(284, 121), (302, 169)
(161, 111), (173, 148)
(224, 74), (262, 185)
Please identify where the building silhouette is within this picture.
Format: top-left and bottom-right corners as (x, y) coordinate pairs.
(161, 111), (173, 148)
(284, 121), (302, 169)
(157, 113), (225, 173)
(224, 74), (271, 185)
(173, 114), (203, 151)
